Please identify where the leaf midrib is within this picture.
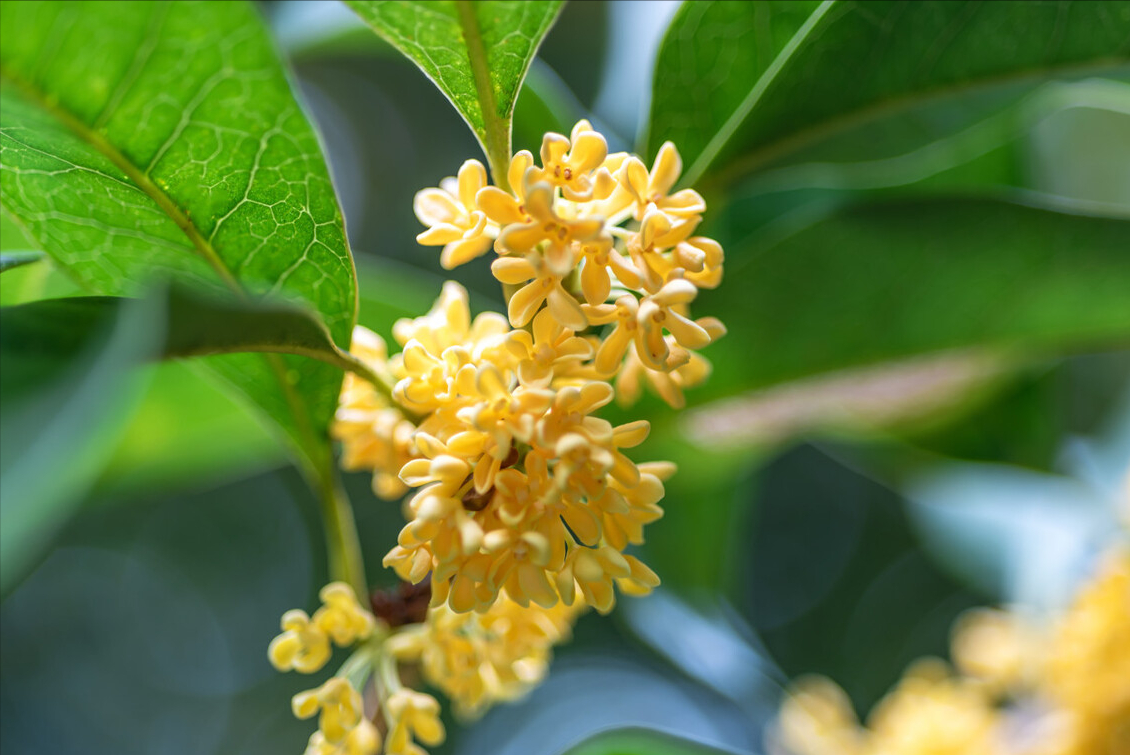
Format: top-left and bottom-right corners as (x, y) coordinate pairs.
(679, 0), (1130, 189)
(701, 57), (1130, 191)
(455, 0), (511, 190)
(1, 69), (242, 291)
(0, 68), (325, 467)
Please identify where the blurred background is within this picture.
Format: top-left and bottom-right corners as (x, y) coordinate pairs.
(2, 2), (1128, 754)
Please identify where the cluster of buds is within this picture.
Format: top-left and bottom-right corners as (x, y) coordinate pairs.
(769, 543), (1130, 755)
(273, 121), (725, 755)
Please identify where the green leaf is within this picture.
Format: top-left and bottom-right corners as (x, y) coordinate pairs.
(647, 1), (1130, 186)
(0, 296), (156, 593)
(696, 198), (1130, 403)
(0, 250), (41, 272)
(93, 360), (286, 500)
(563, 728), (741, 755)
(344, 0), (564, 185)
(0, 1), (357, 476)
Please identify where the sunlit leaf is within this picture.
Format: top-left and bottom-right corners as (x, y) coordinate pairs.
(345, 0), (563, 180)
(0, 0), (357, 475)
(647, 1), (1130, 185)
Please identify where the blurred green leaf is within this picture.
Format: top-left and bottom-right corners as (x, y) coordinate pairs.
(0, 250), (41, 272)
(722, 78), (1130, 238)
(647, 1), (1130, 185)
(0, 0), (357, 475)
(697, 199), (1130, 403)
(344, 0), (563, 179)
(93, 360), (285, 499)
(563, 728), (740, 755)
(0, 297), (155, 594)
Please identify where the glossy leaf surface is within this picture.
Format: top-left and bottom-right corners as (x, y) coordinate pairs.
(0, 0), (357, 473)
(647, 1), (1130, 185)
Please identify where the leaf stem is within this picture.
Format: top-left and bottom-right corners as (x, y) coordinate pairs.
(316, 460), (368, 601)
(455, 0), (511, 191)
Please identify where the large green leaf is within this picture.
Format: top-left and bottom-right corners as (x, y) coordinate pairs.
(647, 1), (1130, 185)
(344, 0), (563, 182)
(0, 1), (357, 475)
(695, 198), (1130, 404)
(0, 297), (156, 593)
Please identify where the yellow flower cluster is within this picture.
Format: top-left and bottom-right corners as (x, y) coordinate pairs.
(768, 545), (1130, 755)
(413, 119), (725, 409)
(387, 588), (585, 719)
(270, 582), (377, 673)
(282, 122), (725, 755)
(269, 583), (381, 755)
(337, 280), (670, 617)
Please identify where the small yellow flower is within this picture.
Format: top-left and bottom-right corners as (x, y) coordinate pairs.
(495, 173), (605, 275)
(292, 677), (365, 743)
(617, 141), (706, 222)
(385, 689), (445, 755)
(269, 583), (376, 674)
(313, 583), (376, 647)
(772, 676), (864, 755)
(269, 609), (332, 673)
(535, 120), (616, 202)
(578, 235), (642, 306)
(556, 544), (656, 614)
(414, 160), (495, 269)
(304, 718), (381, 755)
(492, 252), (587, 330)
(506, 308), (593, 387)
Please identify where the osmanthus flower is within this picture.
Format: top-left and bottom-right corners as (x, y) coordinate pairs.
(492, 252), (587, 330)
(333, 328), (417, 500)
(414, 160), (495, 269)
(285, 120), (730, 755)
(386, 588), (585, 719)
(616, 141), (706, 222)
(270, 584), (381, 755)
(270, 582), (375, 674)
(535, 119), (617, 202)
(768, 532), (1130, 755)
(1041, 547), (1130, 755)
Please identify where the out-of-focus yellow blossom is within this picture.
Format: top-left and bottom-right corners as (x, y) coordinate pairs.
(269, 608), (332, 674)
(293, 677), (369, 746)
(772, 676), (864, 755)
(315, 582), (378, 646)
(269, 582), (374, 673)
(1042, 548), (1130, 755)
(388, 588), (584, 718)
(865, 660), (998, 755)
(951, 608), (1036, 694)
(333, 327), (417, 500)
(385, 689), (445, 755)
(304, 719), (381, 755)
(770, 535), (1130, 755)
